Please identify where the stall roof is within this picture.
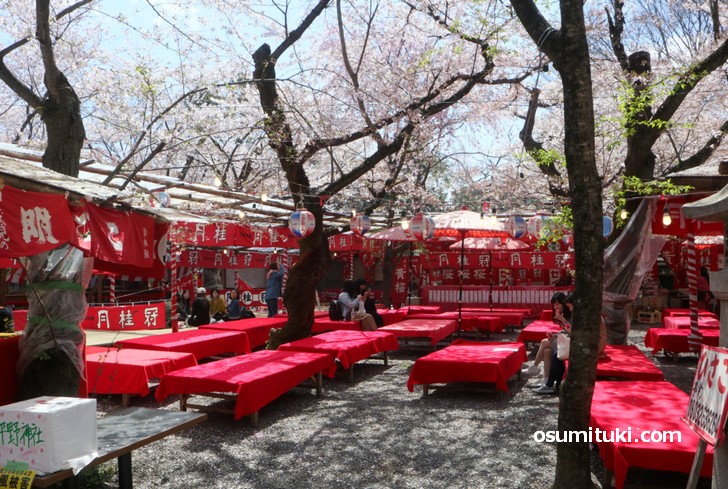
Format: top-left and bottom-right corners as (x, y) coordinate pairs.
(0, 144), (388, 229)
(663, 159), (728, 192)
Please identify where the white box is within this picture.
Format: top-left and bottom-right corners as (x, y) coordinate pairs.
(0, 397), (98, 474)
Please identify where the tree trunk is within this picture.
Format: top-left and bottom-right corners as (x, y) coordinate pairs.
(509, 1), (602, 486)
(39, 73), (85, 178)
(553, 4), (602, 488)
(268, 208), (330, 349)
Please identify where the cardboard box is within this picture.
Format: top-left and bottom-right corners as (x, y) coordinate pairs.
(0, 397), (97, 474)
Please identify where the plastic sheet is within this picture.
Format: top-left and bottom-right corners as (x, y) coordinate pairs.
(603, 199), (666, 343)
(17, 244), (93, 381)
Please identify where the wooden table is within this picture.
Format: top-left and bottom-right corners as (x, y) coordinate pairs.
(32, 407), (206, 488)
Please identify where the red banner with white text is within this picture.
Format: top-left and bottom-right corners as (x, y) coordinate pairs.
(14, 302), (166, 331)
(0, 185), (76, 257)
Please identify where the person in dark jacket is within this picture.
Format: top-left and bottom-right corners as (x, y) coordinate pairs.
(188, 287), (211, 327)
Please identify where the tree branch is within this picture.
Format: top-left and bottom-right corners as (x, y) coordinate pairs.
(652, 37), (728, 127)
(605, 0), (628, 71)
(509, 0), (561, 67)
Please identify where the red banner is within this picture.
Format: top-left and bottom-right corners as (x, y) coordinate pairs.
(94, 222), (169, 278)
(86, 202), (156, 268)
(172, 222), (299, 249)
(14, 302), (166, 331)
(652, 197), (724, 237)
(177, 249), (294, 269)
(418, 251), (573, 270)
(0, 185), (76, 257)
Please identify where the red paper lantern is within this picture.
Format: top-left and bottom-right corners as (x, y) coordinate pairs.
(289, 208), (316, 238)
(409, 212), (435, 240)
(349, 215), (371, 235)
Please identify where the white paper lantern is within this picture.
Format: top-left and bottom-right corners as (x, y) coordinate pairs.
(349, 215), (371, 235)
(527, 213), (549, 237)
(409, 212), (435, 240)
(289, 209), (316, 238)
(506, 215), (527, 239)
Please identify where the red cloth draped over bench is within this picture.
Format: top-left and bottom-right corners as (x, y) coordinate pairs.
(115, 329), (250, 360)
(662, 316), (720, 330)
(0, 335), (20, 406)
(644, 328), (720, 355)
(311, 319), (362, 333)
(406, 340), (527, 393)
(406, 313), (502, 333)
(517, 320), (562, 344)
(595, 345), (664, 381)
(378, 319), (458, 346)
(155, 350), (334, 420)
(591, 381), (713, 489)
(376, 309), (408, 325)
(661, 308), (717, 319)
(278, 330), (399, 373)
(86, 346), (197, 397)
(201, 317), (287, 349)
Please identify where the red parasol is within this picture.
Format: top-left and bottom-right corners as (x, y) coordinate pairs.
(432, 208), (511, 332)
(448, 237), (531, 251)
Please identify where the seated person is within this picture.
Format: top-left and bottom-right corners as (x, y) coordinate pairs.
(209, 288), (228, 322)
(523, 292), (571, 377)
(356, 279), (384, 328)
(176, 290), (191, 323)
(339, 280), (377, 331)
(227, 289), (242, 321)
(0, 306), (13, 333)
(188, 287), (211, 327)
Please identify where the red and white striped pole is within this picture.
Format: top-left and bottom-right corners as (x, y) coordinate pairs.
(170, 247), (179, 333)
(281, 252), (290, 314)
(109, 274), (116, 303)
(686, 231), (703, 352)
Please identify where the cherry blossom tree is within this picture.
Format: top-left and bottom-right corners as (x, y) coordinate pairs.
(510, 1), (603, 487)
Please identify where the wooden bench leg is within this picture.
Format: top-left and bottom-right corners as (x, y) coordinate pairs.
(180, 394), (189, 412)
(423, 384), (429, 396)
(315, 371), (323, 397)
(348, 364), (355, 383)
(121, 394), (130, 407)
(383, 351), (389, 367)
(250, 411), (259, 427)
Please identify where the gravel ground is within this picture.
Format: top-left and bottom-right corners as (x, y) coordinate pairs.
(89, 319), (711, 489)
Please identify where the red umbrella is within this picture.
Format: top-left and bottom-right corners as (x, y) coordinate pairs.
(432, 208), (511, 332)
(367, 226), (453, 309)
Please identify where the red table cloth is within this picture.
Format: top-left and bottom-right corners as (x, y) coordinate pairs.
(459, 308), (527, 328)
(200, 317), (287, 349)
(376, 309), (408, 326)
(115, 329), (250, 360)
(661, 308), (717, 319)
(311, 319), (362, 333)
(591, 381), (713, 489)
(516, 320), (562, 344)
(407, 340), (527, 392)
(406, 313), (502, 333)
(644, 328), (721, 355)
(378, 319), (458, 346)
(403, 305), (443, 314)
(86, 346), (197, 396)
(155, 350), (334, 420)
(595, 345), (664, 381)
(662, 316), (720, 330)
(278, 330), (399, 373)
(0, 335), (20, 406)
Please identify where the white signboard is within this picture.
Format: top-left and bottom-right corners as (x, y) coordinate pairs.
(684, 345), (728, 445)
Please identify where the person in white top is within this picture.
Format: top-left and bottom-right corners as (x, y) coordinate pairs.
(338, 280), (377, 331)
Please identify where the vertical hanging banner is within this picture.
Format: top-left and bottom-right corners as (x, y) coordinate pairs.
(85, 202), (155, 268)
(0, 184), (75, 257)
